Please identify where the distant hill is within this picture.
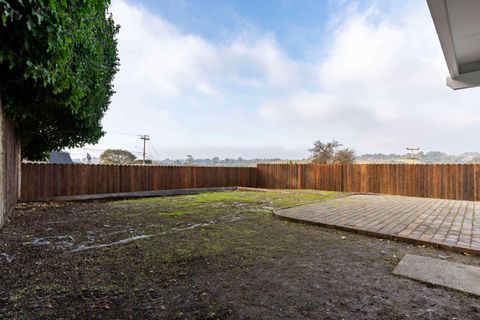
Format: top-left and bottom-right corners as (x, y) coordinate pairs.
(357, 151), (480, 164)
(71, 151), (480, 166)
(153, 157), (305, 167)
(69, 156), (306, 166)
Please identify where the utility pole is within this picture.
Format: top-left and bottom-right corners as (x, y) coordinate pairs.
(140, 135), (150, 164)
(406, 147), (420, 164)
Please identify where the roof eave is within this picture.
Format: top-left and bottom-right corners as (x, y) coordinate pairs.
(447, 71), (480, 90)
(427, 0), (480, 89)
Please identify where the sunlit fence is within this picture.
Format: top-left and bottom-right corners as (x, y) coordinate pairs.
(257, 163), (480, 201)
(20, 163), (480, 201)
(20, 163), (257, 201)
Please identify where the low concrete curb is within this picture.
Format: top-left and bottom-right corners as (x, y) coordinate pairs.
(21, 187), (340, 203)
(20, 187), (239, 202)
(393, 254), (480, 296)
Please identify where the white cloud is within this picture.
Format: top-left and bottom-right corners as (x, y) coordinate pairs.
(111, 0), (306, 97)
(88, 0), (313, 158)
(112, 0), (219, 97)
(260, 91), (343, 123)
(74, 0), (480, 159)
(225, 36), (307, 87)
(257, 1), (480, 153)
(195, 82), (220, 96)
(317, 4), (445, 96)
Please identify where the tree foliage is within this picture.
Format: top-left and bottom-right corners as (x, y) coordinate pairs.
(0, 0), (119, 160)
(185, 154), (194, 165)
(309, 140), (341, 164)
(333, 148), (356, 164)
(309, 140), (356, 164)
(470, 156), (480, 164)
(100, 149), (136, 165)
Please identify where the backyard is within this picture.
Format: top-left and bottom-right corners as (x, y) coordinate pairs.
(1, 190), (479, 319)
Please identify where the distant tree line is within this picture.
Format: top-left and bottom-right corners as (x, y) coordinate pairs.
(158, 156), (286, 167)
(96, 149), (288, 166)
(357, 151), (480, 164)
(90, 145), (480, 166)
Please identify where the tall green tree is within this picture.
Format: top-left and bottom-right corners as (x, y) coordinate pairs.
(309, 140), (356, 164)
(100, 149), (136, 165)
(309, 140), (341, 164)
(0, 0), (119, 160)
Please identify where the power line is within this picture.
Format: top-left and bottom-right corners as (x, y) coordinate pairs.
(140, 135), (150, 164)
(131, 151), (153, 158)
(80, 148), (105, 152)
(148, 140), (161, 160)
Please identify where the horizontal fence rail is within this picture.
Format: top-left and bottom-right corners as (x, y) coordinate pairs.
(256, 163), (480, 201)
(20, 163), (257, 201)
(20, 163), (480, 202)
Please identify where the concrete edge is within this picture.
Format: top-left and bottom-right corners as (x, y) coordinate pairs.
(273, 209), (480, 257)
(274, 192), (366, 211)
(19, 187), (349, 203)
(392, 254), (480, 297)
(236, 187), (274, 193)
(20, 187), (239, 202)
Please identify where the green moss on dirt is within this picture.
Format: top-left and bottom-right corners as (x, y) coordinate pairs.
(119, 190), (340, 208)
(4, 190), (478, 319)
(104, 190), (343, 230)
(8, 283), (69, 303)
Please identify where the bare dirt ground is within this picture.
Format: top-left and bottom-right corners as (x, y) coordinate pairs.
(0, 190), (479, 319)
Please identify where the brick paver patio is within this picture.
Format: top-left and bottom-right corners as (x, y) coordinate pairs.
(275, 194), (480, 255)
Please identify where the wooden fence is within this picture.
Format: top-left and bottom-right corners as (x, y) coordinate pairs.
(256, 163), (480, 201)
(20, 163), (480, 202)
(0, 103), (21, 227)
(20, 163), (257, 201)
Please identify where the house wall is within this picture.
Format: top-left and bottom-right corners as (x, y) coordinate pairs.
(0, 98), (21, 228)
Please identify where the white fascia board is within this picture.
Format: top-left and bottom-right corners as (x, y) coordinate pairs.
(427, 0), (459, 78)
(447, 71), (480, 90)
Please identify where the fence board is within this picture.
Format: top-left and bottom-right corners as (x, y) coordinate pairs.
(20, 163), (258, 201)
(1, 105), (21, 227)
(20, 163), (480, 202)
(256, 163), (480, 201)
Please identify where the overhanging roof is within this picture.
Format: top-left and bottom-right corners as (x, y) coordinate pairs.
(427, 0), (480, 89)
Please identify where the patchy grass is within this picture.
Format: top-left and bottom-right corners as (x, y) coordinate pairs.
(1, 190), (479, 319)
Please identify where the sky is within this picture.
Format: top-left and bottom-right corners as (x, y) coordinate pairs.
(68, 0), (480, 161)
